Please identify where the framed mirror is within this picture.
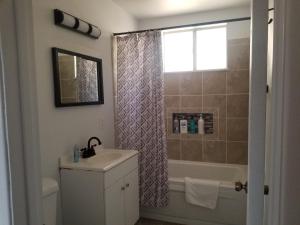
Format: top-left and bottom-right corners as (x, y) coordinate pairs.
(52, 48), (104, 107)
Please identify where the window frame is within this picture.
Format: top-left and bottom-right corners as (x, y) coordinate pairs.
(162, 24), (228, 73)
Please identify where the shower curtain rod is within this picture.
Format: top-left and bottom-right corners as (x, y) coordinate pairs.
(113, 8), (274, 36)
(113, 17), (250, 36)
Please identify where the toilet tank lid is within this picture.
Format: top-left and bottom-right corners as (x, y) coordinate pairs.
(42, 178), (59, 197)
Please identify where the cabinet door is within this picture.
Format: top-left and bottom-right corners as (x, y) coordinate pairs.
(124, 169), (139, 225)
(105, 178), (125, 225)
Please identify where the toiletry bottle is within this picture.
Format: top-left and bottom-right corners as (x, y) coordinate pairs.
(73, 145), (80, 163)
(191, 118), (197, 134)
(180, 119), (188, 134)
(188, 118), (196, 134)
(198, 115), (205, 135)
(173, 116), (180, 134)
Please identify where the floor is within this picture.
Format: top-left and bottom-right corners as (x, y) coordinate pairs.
(136, 218), (184, 225)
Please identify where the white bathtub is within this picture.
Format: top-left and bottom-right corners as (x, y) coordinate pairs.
(141, 160), (247, 225)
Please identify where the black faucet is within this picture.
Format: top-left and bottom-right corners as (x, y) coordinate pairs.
(81, 137), (102, 158)
(88, 136), (102, 150)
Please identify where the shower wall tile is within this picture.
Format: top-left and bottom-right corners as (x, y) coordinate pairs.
(227, 118), (248, 141)
(204, 117), (220, 140)
(167, 139), (181, 160)
(180, 72), (202, 95)
(227, 141), (248, 164)
(164, 73), (180, 95)
(165, 96), (180, 108)
(166, 118), (180, 139)
(219, 119), (227, 141)
(164, 38), (250, 165)
(227, 70), (249, 94)
(166, 107), (180, 118)
(203, 141), (226, 163)
(180, 133), (203, 140)
(181, 96), (202, 108)
(203, 71), (226, 94)
(203, 95), (227, 117)
(228, 43), (250, 70)
(181, 140), (202, 161)
(228, 38), (250, 45)
(227, 94), (249, 117)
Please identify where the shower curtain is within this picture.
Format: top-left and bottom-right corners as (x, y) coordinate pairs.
(76, 58), (98, 102)
(113, 31), (169, 208)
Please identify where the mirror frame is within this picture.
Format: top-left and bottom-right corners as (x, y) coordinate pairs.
(52, 47), (104, 107)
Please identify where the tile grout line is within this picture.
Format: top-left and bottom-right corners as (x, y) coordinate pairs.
(201, 71), (204, 160)
(225, 70), (228, 163)
(179, 90), (182, 160)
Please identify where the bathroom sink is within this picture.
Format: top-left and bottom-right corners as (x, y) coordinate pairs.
(84, 152), (123, 165)
(60, 148), (138, 172)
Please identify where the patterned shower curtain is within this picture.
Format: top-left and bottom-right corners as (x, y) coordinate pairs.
(77, 57), (98, 102)
(113, 31), (169, 208)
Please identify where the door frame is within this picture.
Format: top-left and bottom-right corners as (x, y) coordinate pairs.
(248, 0), (287, 224)
(0, 0), (43, 224)
(247, 0), (269, 223)
(265, 0), (287, 224)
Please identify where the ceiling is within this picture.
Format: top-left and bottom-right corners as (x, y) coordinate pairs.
(112, 0), (251, 19)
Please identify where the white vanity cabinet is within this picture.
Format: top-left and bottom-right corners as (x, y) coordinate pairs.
(105, 168), (139, 225)
(60, 150), (139, 225)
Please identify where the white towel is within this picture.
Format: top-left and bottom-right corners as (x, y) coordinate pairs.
(185, 177), (220, 209)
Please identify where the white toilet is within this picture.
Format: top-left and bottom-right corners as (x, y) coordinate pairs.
(42, 178), (59, 225)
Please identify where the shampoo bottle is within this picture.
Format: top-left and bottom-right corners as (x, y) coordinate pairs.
(173, 116), (180, 133)
(180, 119), (188, 134)
(198, 115), (205, 135)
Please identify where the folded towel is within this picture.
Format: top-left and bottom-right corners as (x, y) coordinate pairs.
(185, 177), (220, 209)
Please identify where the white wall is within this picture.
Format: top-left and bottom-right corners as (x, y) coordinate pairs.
(32, 0), (136, 178)
(138, 6), (251, 40)
(32, 1), (136, 224)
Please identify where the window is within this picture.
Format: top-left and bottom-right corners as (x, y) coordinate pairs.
(163, 25), (227, 72)
(163, 30), (193, 72)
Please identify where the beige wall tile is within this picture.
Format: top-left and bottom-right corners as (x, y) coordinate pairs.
(166, 118), (180, 139)
(228, 38), (250, 46)
(179, 107), (202, 114)
(181, 133), (203, 140)
(167, 139), (181, 160)
(204, 117), (219, 140)
(60, 79), (76, 98)
(181, 96), (202, 108)
(59, 56), (76, 79)
(227, 94), (249, 117)
(180, 72), (202, 95)
(163, 38), (250, 165)
(228, 44), (250, 70)
(165, 96), (180, 108)
(204, 118), (226, 141)
(227, 118), (248, 141)
(227, 142), (248, 164)
(227, 70), (249, 94)
(164, 73), (180, 95)
(181, 140), (202, 161)
(203, 71), (226, 94)
(166, 107), (181, 118)
(203, 95), (226, 117)
(203, 141), (226, 163)
(219, 119), (226, 141)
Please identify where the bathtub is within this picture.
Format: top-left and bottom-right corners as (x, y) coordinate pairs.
(141, 160), (247, 225)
